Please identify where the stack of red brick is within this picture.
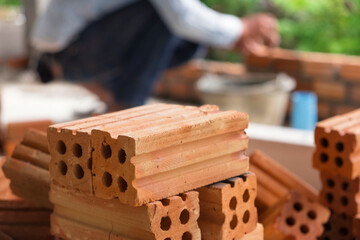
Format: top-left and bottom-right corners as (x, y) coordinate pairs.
(246, 48), (360, 120)
(249, 151), (330, 240)
(0, 156), (52, 240)
(313, 109), (360, 239)
(47, 103), (263, 239)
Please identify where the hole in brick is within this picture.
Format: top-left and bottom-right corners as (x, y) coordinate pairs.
(342, 182), (349, 191)
(293, 202), (303, 212)
(326, 193), (334, 203)
(339, 227), (349, 236)
(326, 179), (335, 188)
(118, 149), (126, 164)
(341, 196), (348, 206)
(230, 215), (238, 229)
(160, 216), (171, 231)
(118, 177), (128, 192)
(164, 238), (171, 240)
(58, 160), (67, 176)
(336, 142), (344, 153)
(324, 236), (331, 240)
(180, 209), (190, 224)
(243, 189), (250, 203)
(72, 143), (82, 158)
(229, 197), (237, 210)
(223, 179), (236, 187)
(242, 210), (250, 224)
(300, 225), (309, 234)
(57, 140), (66, 155)
(307, 210), (317, 220)
(182, 232), (192, 240)
(87, 158), (92, 170)
(161, 199), (170, 206)
(324, 222), (332, 231)
(179, 193), (187, 201)
(320, 153), (329, 163)
(286, 217), (295, 226)
(320, 138), (329, 148)
(101, 143), (112, 159)
(335, 157), (343, 167)
(74, 164), (84, 179)
(102, 172), (112, 187)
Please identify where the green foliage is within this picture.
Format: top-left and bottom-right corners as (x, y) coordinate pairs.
(0, 0), (21, 6)
(202, 0), (360, 58)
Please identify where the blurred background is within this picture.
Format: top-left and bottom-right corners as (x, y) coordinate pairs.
(0, 0), (360, 189)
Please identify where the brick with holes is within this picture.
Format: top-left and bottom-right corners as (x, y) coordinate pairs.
(319, 213), (355, 240)
(91, 106), (249, 206)
(47, 103), (188, 194)
(261, 191), (330, 240)
(50, 184), (200, 240)
(197, 172), (257, 240)
(240, 223), (264, 240)
(319, 171), (360, 217)
(313, 109), (360, 179)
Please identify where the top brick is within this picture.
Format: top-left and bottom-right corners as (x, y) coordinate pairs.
(313, 109), (360, 179)
(47, 103), (178, 195)
(90, 104), (249, 206)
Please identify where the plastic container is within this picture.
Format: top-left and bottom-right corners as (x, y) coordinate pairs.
(196, 73), (296, 125)
(290, 91), (318, 130)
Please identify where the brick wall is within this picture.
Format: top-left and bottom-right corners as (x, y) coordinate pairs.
(155, 49), (360, 120)
(246, 49), (360, 120)
(154, 60), (246, 103)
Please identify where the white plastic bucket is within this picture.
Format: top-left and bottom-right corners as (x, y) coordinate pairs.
(196, 73), (296, 125)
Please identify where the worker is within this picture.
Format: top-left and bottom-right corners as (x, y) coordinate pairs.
(32, 0), (279, 109)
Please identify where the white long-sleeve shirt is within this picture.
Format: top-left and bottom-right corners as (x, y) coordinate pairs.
(31, 0), (243, 52)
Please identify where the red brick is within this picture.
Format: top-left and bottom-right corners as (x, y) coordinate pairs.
(340, 56), (360, 82)
(202, 61), (246, 76)
(168, 81), (194, 100)
(319, 213), (354, 240)
(319, 171), (360, 217)
(48, 104), (176, 196)
(351, 85), (360, 103)
(312, 81), (346, 100)
(334, 105), (358, 116)
(51, 185), (200, 240)
(313, 109), (360, 179)
(317, 102), (331, 120)
(91, 105), (249, 206)
(198, 172), (258, 240)
(245, 55), (273, 69)
(300, 51), (343, 78)
(262, 191), (330, 240)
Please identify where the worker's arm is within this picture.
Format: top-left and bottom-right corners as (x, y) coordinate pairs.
(150, 0), (243, 49)
(151, 0), (279, 54)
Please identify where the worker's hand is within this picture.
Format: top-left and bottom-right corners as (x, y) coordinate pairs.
(235, 14), (280, 56)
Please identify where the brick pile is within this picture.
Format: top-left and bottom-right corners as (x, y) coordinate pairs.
(0, 156), (52, 240)
(313, 109), (360, 239)
(250, 151), (330, 239)
(47, 103), (263, 239)
(249, 150), (318, 215)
